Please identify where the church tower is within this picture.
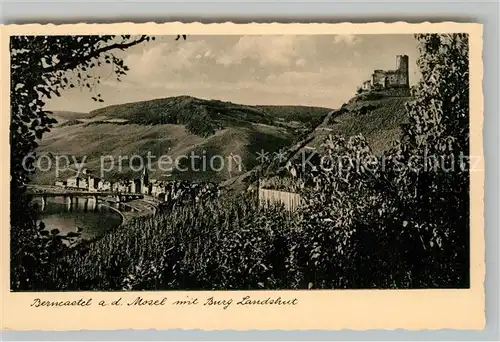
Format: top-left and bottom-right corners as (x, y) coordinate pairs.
(141, 167), (149, 194)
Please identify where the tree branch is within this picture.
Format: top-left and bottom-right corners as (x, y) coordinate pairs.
(41, 36), (149, 74)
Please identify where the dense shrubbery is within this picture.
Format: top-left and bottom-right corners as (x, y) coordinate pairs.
(292, 33), (470, 288)
(10, 35), (153, 291)
(259, 175), (304, 193)
(10, 195), (86, 291)
(20, 188), (435, 291)
(29, 195), (297, 290)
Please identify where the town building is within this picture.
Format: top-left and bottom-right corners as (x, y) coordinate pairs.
(79, 178), (88, 189)
(140, 167), (149, 194)
(66, 176), (80, 189)
(55, 180), (66, 188)
(130, 179), (141, 194)
(97, 180), (112, 191)
(151, 182), (166, 198)
(87, 175), (100, 192)
(55, 166), (159, 197)
(119, 182), (130, 193)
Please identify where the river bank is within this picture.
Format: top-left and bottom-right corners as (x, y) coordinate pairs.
(103, 198), (159, 227)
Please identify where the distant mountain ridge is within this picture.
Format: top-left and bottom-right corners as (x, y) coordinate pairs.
(35, 92), (414, 188)
(49, 111), (90, 122)
(87, 95), (331, 137)
(33, 96), (332, 185)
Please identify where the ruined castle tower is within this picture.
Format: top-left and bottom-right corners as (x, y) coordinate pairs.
(359, 54), (410, 92)
(396, 55), (409, 87)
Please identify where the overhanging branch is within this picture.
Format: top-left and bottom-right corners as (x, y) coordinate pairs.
(41, 36), (149, 74)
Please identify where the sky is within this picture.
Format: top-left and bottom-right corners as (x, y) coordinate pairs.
(46, 34), (422, 113)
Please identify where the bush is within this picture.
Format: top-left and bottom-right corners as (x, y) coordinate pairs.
(294, 33), (470, 288)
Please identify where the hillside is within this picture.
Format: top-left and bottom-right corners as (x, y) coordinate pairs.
(223, 88), (413, 191)
(87, 95), (331, 137)
(33, 123), (294, 185)
(256, 105), (331, 129)
(58, 119), (84, 127)
(32, 96), (331, 185)
(297, 88), (412, 156)
(34, 91), (412, 188)
(49, 111), (91, 123)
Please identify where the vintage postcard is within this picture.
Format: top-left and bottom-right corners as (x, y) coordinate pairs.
(1, 22), (484, 331)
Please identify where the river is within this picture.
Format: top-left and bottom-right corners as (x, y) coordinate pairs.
(33, 197), (124, 240)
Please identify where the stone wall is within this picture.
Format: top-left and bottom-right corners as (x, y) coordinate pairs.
(372, 70), (387, 87)
(361, 55), (409, 91)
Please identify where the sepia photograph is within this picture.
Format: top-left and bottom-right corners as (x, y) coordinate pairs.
(8, 31), (474, 293)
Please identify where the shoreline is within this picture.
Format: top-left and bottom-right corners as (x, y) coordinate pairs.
(98, 202), (127, 226)
(99, 199), (156, 227)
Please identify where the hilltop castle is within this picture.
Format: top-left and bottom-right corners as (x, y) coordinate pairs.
(359, 55), (409, 92)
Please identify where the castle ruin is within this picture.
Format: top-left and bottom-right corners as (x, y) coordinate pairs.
(359, 55), (409, 92)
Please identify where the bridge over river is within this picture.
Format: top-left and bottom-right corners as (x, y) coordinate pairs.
(27, 185), (144, 211)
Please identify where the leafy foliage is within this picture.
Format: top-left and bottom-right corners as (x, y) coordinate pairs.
(10, 198), (84, 290)
(23, 195), (293, 291)
(10, 35), (153, 192)
(10, 35), (153, 290)
(290, 33), (470, 288)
